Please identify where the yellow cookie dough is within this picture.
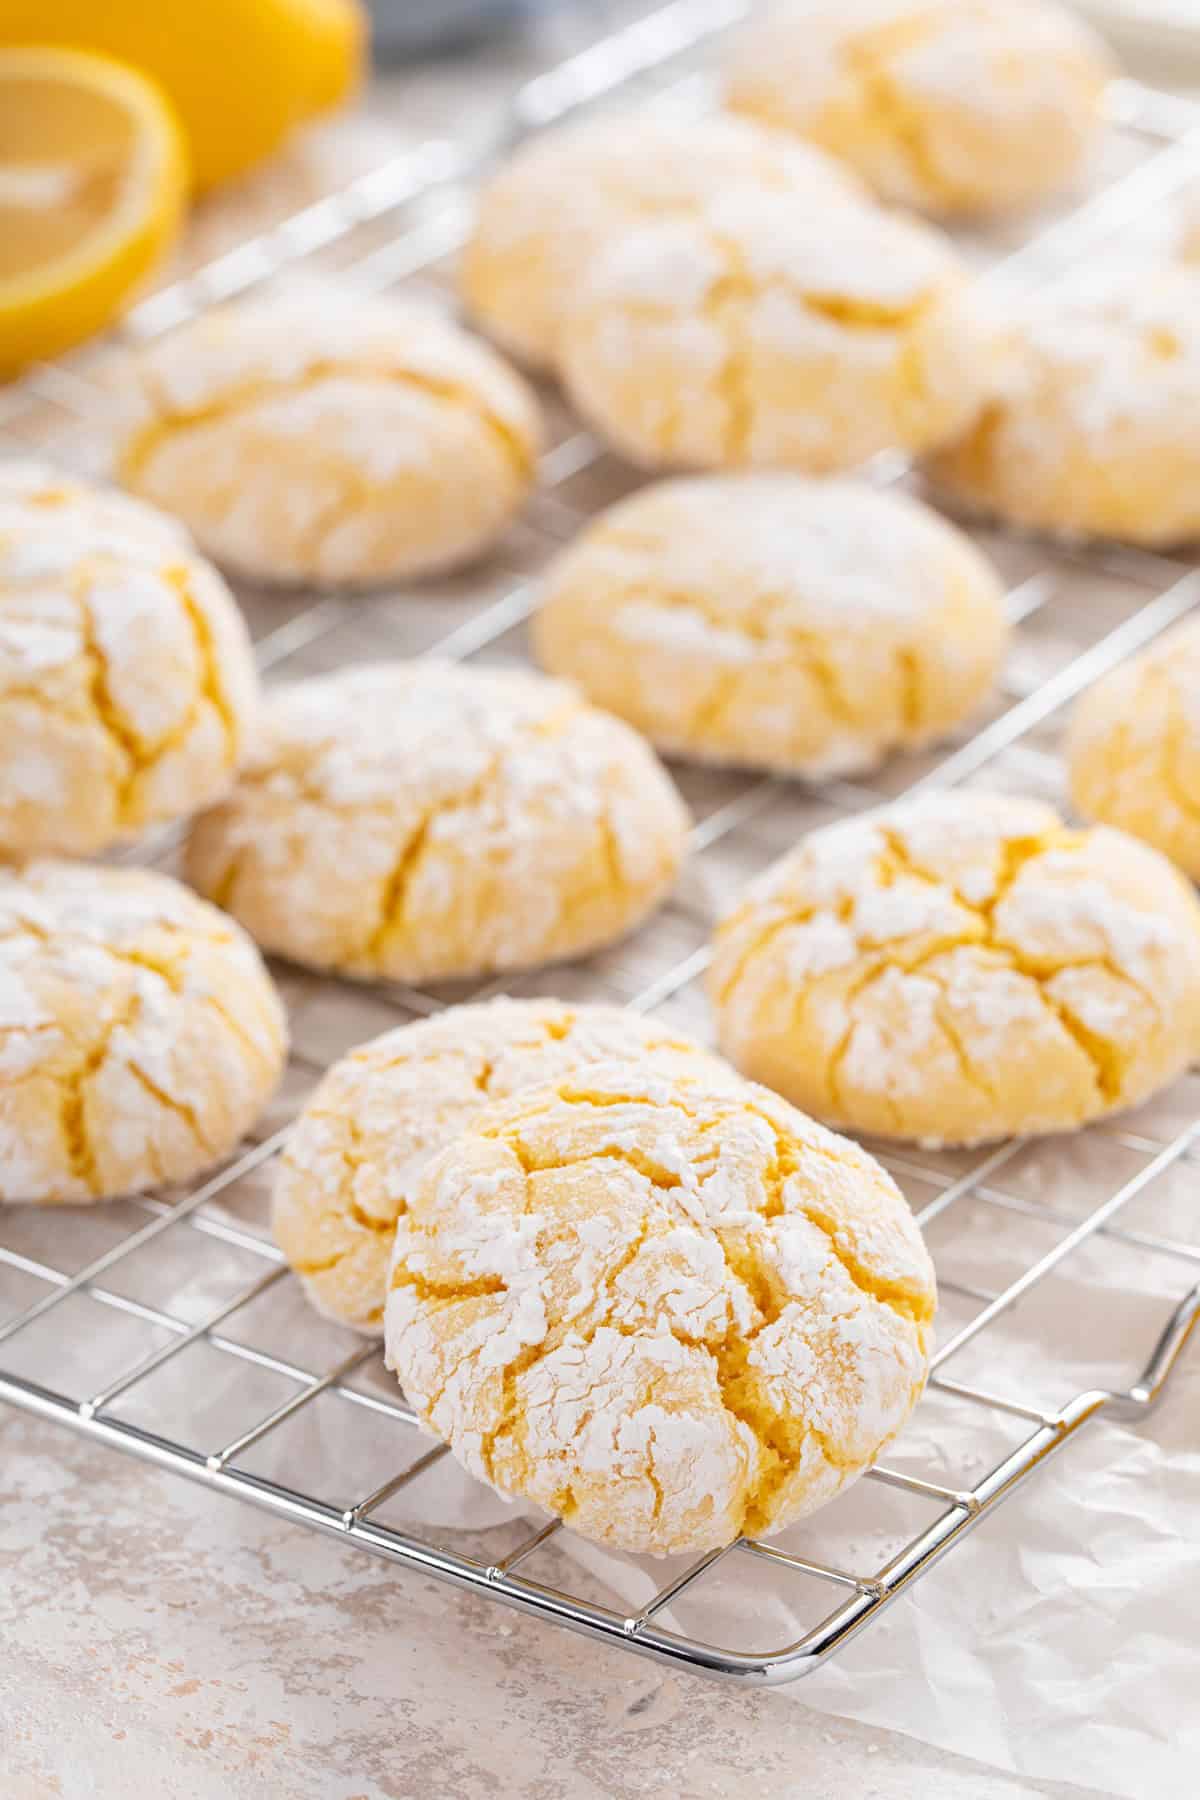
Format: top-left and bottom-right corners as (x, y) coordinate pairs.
(710, 792), (1200, 1147)
(384, 1057), (936, 1556)
(559, 190), (990, 473)
(113, 291), (542, 587)
(0, 460), (258, 858)
(185, 661), (689, 984)
(930, 267), (1200, 547)
(463, 110), (865, 371)
(276, 998), (728, 1332)
(534, 474), (1007, 777)
(726, 0), (1112, 218)
(0, 860), (287, 1205)
(1068, 618), (1200, 879)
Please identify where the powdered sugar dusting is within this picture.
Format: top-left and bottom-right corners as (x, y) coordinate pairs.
(933, 265), (1200, 544)
(112, 291), (543, 586)
(123, 292), (537, 441)
(1068, 615), (1200, 876)
(185, 661), (689, 986)
(0, 465), (258, 858)
(712, 791), (1200, 1146)
(463, 108), (865, 365)
(726, 0), (1109, 214)
(274, 997), (727, 1333)
(1016, 267), (1200, 441)
(0, 861), (286, 1206)
(384, 1059), (935, 1556)
(535, 475), (1007, 778)
(0, 460), (189, 554)
(582, 188), (957, 315)
(560, 171), (990, 476)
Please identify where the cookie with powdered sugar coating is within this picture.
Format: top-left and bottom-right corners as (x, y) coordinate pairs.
(0, 462), (258, 858)
(463, 109), (866, 371)
(275, 998), (730, 1331)
(112, 292), (541, 587)
(559, 191), (991, 474)
(726, 0), (1112, 218)
(1068, 618), (1200, 879)
(0, 861), (286, 1204)
(710, 792), (1200, 1146)
(930, 267), (1200, 547)
(185, 662), (689, 984)
(534, 474), (1007, 778)
(385, 1056), (935, 1555)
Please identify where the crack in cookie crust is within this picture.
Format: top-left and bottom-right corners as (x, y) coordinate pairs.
(930, 267), (1200, 547)
(1070, 616), (1200, 879)
(114, 296), (542, 587)
(384, 1059), (935, 1556)
(463, 110), (866, 370)
(726, 0), (1111, 218)
(274, 999), (727, 1333)
(534, 475), (1007, 778)
(0, 465), (257, 858)
(0, 860), (287, 1206)
(559, 179), (990, 475)
(185, 662), (689, 986)
(711, 791), (1200, 1146)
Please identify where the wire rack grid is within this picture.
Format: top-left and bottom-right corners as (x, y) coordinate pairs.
(1, 0), (1200, 1688)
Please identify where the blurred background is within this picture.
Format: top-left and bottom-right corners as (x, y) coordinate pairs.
(4, 0), (1200, 383)
(167, 0), (1200, 274)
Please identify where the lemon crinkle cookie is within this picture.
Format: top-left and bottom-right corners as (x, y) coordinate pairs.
(0, 861), (287, 1205)
(726, 0), (1112, 218)
(930, 267), (1200, 547)
(1068, 619), (1200, 878)
(710, 792), (1200, 1147)
(112, 291), (542, 586)
(0, 461), (258, 858)
(534, 475), (1007, 778)
(185, 661), (689, 984)
(384, 1057), (936, 1556)
(559, 190), (990, 473)
(0, 458), (186, 549)
(276, 999), (729, 1332)
(463, 110), (865, 371)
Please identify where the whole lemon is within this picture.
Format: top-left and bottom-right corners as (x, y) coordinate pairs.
(0, 0), (367, 192)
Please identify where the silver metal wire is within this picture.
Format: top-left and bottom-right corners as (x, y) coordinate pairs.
(1, 0), (1199, 1686)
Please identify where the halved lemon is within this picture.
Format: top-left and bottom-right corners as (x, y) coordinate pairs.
(0, 46), (186, 379)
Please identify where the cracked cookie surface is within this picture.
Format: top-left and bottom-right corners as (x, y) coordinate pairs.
(0, 461), (258, 858)
(463, 110), (865, 372)
(185, 661), (689, 984)
(112, 292), (542, 587)
(384, 1056), (935, 1556)
(710, 791), (1200, 1147)
(534, 474), (1007, 778)
(558, 186), (990, 473)
(0, 860), (287, 1204)
(276, 998), (729, 1332)
(1069, 618), (1200, 879)
(726, 0), (1111, 218)
(930, 267), (1200, 547)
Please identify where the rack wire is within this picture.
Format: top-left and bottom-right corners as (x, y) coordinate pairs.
(1, 0), (1199, 1685)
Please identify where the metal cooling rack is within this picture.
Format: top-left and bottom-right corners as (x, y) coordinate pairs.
(1, 0), (1200, 1686)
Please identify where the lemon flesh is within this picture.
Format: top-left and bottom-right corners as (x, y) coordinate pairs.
(0, 46), (186, 377)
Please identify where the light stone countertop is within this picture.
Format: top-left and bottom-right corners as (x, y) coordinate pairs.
(1, 1416), (1109, 1799)
(0, 8), (1185, 1796)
